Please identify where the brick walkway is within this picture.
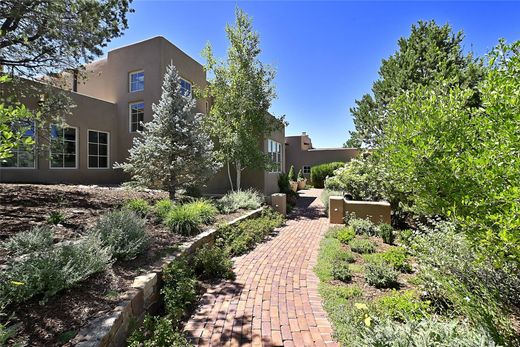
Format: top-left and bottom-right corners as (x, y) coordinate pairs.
(184, 189), (337, 347)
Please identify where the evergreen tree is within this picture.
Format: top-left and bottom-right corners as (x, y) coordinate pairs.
(116, 63), (220, 199)
(346, 20), (483, 148)
(202, 7), (283, 191)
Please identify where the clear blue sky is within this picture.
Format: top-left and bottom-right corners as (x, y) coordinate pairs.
(104, 1), (520, 148)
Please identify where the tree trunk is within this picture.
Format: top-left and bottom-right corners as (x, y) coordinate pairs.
(227, 161), (234, 192)
(169, 170), (176, 200)
(236, 161), (241, 191)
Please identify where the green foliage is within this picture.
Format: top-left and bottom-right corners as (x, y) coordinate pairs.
(217, 189), (263, 214)
(347, 20), (483, 148)
(315, 235), (355, 282)
(297, 168), (305, 181)
(0, 309), (20, 347)
(377, 223), (395, 244)
(364, 247), (411, 273)
(277, 173), (291, 194)
(161, 259), (197, 324)
(310, 162), (344, 188)
(320, 189), (343, 214)
(187, 200), (218, 225)
(349, 238), (376, 254)
(2, 226), (53, 256)
(332, 261), (352, 282)
(47, 210), (65, 225)
(288, 165), (296, 181)
(124, 198), (151, 217)
(127, 315), (190, 347)
(216, 208), (284, 257)
(319, 283), (363, 302)
(154, 199), (175, 221)
(0, 235), (111, 305)
(372, 290), (430, 321)
(202, 8), (283, 190)
(191, 245), (234, 281)
(93, 209), (149, 260)
(165, 200), (217, 235)
(365, 261), (399, 288)
(336, 226), (356, 245)
(116, 63), (219, 199)
(348, 218), (378, 236)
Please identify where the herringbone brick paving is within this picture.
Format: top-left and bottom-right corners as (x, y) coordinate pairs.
(184, 189), (337, 346)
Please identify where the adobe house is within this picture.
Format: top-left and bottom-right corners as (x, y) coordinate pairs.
(0, 36), (285, 196)
(285, 132), (358, 177)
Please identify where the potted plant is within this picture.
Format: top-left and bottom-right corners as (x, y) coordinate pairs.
(288, 165), (298, 192)
(297, 169), (307, 190)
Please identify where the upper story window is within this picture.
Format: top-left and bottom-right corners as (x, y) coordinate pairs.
(267, 139), (282, 173)
(50, 125), (78, 169)
(303, 165), (311, 174)
(129, 70), (144, 92)
(180, 78), (192, 97)
(88, 130), (109, 169)
(129, 102), (144, 133)
(1, 122), (36, 168)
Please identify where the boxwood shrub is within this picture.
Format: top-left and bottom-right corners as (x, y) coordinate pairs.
(310, 162), (344, 188)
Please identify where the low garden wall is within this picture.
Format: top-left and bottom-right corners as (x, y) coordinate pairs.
(329, 196), (391, 225)
(72, 207), (265, 347)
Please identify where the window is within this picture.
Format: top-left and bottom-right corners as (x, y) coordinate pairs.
(303, 165), (311, 174)
(129, 102), (144, 132)
(88, 130), (109, 169)
(129, 70), (144, 92)
(267, 139), (282, 173)
(180, 78), (192, 97)
(50, 125), (77, 168)
(1, 122), (36, 168)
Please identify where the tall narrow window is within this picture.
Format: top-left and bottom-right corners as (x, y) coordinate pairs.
(267, 139), (282, 173)
(88, 130), (109, 169)
(129, 102), (144, 132)
(180, 78), (192, 97)
(1, 122), (36, 168)
(129, 70), (144, 92)
(50, 125), (77, 168)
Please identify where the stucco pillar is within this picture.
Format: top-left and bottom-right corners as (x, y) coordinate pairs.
(271, 193), (287, 216)
(329, 196), (344, 224)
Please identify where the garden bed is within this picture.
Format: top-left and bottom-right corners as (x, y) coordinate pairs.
(0, 184), (260, 346)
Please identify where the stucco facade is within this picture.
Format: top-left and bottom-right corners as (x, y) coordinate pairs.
(285, 132), (359, 178)
(0, 37), (285, 196)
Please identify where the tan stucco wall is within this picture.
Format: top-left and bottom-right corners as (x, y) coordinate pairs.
(285, 134), (359, 178)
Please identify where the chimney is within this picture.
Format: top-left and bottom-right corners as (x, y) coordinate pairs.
(302, 132), (307, 136)
(72, 69), (78, 92)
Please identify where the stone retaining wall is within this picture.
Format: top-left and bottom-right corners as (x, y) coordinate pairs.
(72, 207), (265, 347)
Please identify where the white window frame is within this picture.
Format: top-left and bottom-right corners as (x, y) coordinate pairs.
(129, 70), (144, 92)
(87, 129), (110, 169)
(0, 122), (37, 169)
(303, 165), (311, 175)
(49, 125), (78, 169)
(129, 101), (144, 133)
(267, 139), (282, 173)
(180, 78), (192, 97)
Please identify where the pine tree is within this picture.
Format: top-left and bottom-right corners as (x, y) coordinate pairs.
(116, 63), (220, 199)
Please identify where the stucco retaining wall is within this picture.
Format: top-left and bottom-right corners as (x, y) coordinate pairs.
(72, 207), (265, 347)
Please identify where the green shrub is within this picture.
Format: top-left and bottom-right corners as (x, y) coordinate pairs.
(217, 189), (263, 214)
(216, 208), (284, 257)
(365, 261), (399, 288)
(154, 198), (175, 220)
(186, 200), (218, 224)
(336, 226), (356, 244)
(47, 210), (65, 225)
(315, 236), (355, 282)
(310, 162), (344, 188)
(288, 165), (296, 181)
(165, 206), (201, 236)
(349, 238), (376, 254)
(297, 168), (305, 181)
(123, 198), (151, 217)
(373, 290), (430, 321)
(397, 229), (414, 247)
(332, 261), (352, 282)
(364, 247), (411, 273)
(2, 226), (54, 256)
(377, 223), (395, 244)
(127, 315), (190, 347)
(191, 245), (234, 281)
(349, 218), (378, 236)
(319, 283), (363, 302)
(277, 173), (290, 193)
(161, 259), (197, 323)
(93, 210), (149, 260)
(0, 235), (112, 305)
(320, 189), (343, 214)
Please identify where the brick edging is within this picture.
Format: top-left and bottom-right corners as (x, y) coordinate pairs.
(72, 207), (266, 347)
